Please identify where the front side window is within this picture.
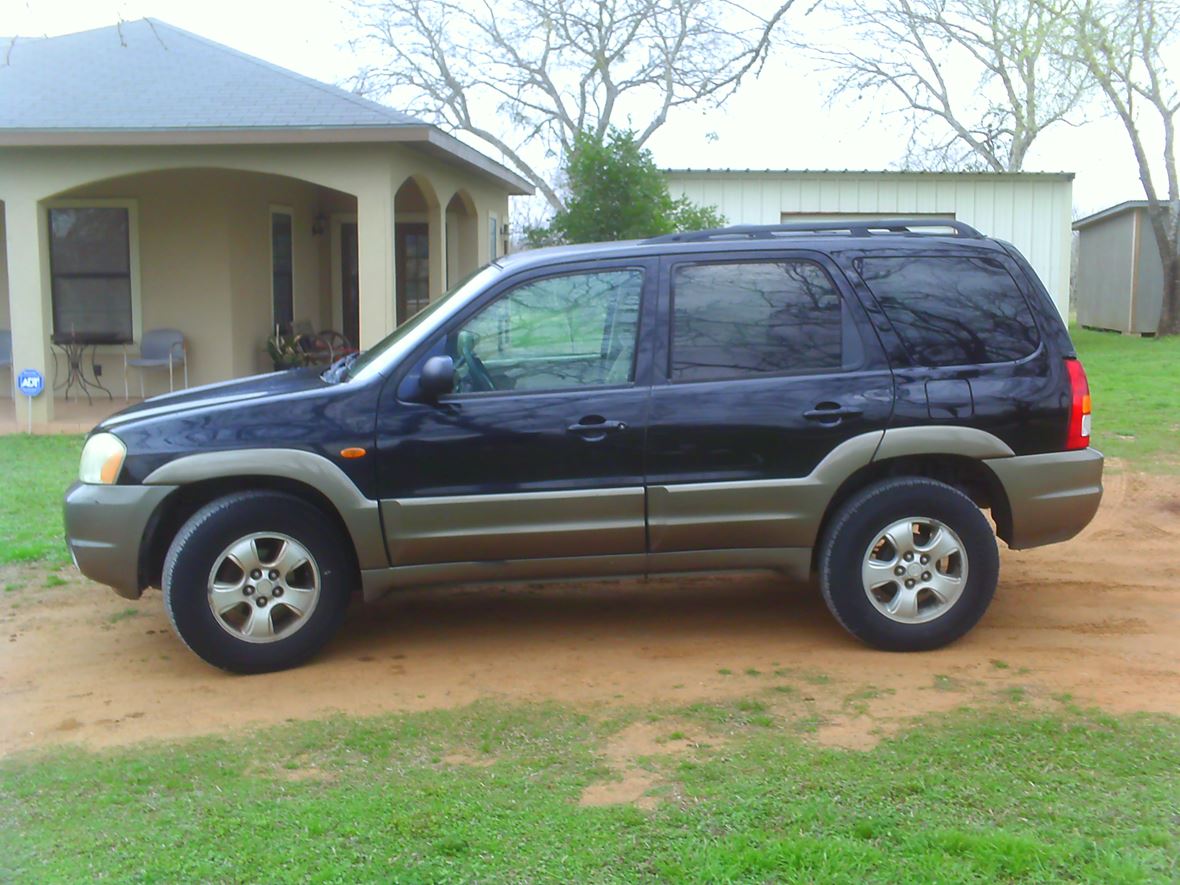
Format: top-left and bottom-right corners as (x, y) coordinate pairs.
(671, 260), (845, 382)
(450, 269), (644, 393)
(48, 207), (133, 342)
(857, 255), (1039, 367)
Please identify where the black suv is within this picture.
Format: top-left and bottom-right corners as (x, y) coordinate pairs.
(65, 219), (1102, 673)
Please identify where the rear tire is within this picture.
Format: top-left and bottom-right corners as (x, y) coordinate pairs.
(163, 492), (353, 673)
(818, 477), (999, 651)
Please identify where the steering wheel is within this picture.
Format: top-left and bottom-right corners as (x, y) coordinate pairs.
(454, 330), (495, 392)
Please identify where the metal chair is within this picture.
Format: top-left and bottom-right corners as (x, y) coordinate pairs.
(0, 330), (12, 397)
(124, 329), (187, 399)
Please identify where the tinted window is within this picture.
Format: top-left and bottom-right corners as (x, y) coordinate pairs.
(857, 255), (1039, 366)
(452, 269), (643, 393)
(671, 260), (844, 382)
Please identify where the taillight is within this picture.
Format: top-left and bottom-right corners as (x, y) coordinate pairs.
(1065, 358), (1092, 450)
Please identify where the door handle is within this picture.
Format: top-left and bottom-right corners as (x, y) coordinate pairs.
(567, 417), (628, 436)
(803, 403), (863, 423)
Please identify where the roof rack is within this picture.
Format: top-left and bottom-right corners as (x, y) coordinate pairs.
(644, 218), (984, 243)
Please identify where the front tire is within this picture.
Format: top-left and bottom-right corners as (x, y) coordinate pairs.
(163, 492), (353, 673)
(818, 477), (999, 651)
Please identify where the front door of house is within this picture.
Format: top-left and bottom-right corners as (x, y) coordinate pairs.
(396, 222), (430, 324)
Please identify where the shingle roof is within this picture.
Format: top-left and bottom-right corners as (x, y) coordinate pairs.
(0, 18), (424, 131)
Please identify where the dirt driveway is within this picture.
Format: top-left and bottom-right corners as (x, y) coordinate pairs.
(2, 465), (1177, 756)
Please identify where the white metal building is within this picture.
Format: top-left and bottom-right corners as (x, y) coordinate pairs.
(663, 169), (1074, 317)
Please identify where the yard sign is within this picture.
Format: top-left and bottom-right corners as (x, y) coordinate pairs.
(17, 368), (44, 434)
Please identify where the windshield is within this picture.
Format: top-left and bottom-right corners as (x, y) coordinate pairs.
(339, 264), (500, 382)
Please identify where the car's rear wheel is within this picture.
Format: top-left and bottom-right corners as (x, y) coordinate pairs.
(818, 477), (999, 651)
(163, 492), (353, 673)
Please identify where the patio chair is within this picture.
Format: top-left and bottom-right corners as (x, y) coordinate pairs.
(124, 329), (187, 399)
(0, 330), (11, 397)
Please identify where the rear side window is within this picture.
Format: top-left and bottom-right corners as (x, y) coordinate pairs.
(671, 260), (846, 382)
(857, 255), (1039, 367)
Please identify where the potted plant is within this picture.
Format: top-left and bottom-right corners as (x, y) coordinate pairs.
(266, 330), (307, 371)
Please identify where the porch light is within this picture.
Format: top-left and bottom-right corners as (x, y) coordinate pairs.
(311, 212), (328, 236)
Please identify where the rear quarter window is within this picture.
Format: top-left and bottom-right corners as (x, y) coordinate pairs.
(856, 255), (1039, 367)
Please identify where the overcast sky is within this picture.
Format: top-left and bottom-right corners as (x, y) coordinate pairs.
(2, 0), (1161, 217)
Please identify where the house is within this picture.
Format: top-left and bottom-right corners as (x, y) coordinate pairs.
(0, 19), (531, 426)
(1073, 201), (1170, 335)
(663, 169), (1073, 318)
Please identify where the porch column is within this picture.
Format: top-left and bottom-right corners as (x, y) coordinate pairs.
(428, 199), (446, 302)
(356, 185), (396, 348)
(5, 196), (54, 425)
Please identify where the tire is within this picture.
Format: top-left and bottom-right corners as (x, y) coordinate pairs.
(163, 492), (353, 673)
(818, 477), (999, 651)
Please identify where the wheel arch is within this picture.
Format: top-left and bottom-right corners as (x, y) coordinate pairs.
(812, 453), (1013, 572)
(137, 449), (387, 591)
(139, 475), (365, 593)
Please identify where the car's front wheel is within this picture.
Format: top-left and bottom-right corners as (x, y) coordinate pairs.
(818, 477), (999, 651)
(163, 492), (353, 673)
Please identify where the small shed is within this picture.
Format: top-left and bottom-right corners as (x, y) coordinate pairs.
(663, 169), (1074, 318)
(1073, 201), (1165, 335)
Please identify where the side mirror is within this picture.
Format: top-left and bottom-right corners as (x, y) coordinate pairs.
(418, 355), (455, 401)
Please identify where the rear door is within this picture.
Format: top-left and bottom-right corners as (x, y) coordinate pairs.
(644, 250), (894, 555)
(375, 259), (657, 569)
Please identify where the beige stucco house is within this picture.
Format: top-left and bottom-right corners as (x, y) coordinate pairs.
(0, 19), (531, 425)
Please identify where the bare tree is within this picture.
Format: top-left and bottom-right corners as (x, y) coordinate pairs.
(349, 0), (795, 209)
(1055, 0), (1180, 335)
(809, 0), (1092, 172)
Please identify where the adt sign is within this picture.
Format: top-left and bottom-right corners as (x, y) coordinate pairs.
(17, 368), (45, 398)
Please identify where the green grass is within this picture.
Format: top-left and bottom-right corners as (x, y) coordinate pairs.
(0, 434), (82, 565)
(1, 701), (1176, 882)
(1073, 327), (1180, 469)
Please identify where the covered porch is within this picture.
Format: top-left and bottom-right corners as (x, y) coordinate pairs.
(1, 142), (516, 430)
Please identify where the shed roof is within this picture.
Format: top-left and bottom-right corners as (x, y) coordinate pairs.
(0, 19), (532, 194)
(1073, 201), (1154, 230)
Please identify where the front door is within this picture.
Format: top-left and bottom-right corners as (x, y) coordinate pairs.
(395, 222), (430, 324)
(376, 260), (657, 570)
(644, 251), (895, 554)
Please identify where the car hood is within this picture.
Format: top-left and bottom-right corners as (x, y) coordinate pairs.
(96, 368), (329, 431)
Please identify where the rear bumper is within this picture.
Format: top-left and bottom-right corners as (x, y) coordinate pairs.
(986, 448), (1104, 550)
(63, 482), (176, 599)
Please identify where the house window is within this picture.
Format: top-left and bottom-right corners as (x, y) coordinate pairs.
(271, 210), (294, 331)
(488, 215), (499, 260)
(48, 207), (133, 342)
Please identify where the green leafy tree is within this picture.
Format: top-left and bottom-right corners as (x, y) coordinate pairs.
(531, 130), (725, 245)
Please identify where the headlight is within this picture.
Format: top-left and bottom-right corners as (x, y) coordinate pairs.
(79, 433), (127, 484)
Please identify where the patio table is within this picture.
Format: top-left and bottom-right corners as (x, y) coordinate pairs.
(51, 333), (120, 405)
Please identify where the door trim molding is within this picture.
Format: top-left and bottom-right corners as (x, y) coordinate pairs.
(380, 486), (646, 567)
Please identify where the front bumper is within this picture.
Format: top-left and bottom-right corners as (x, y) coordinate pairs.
(986, 447), (1104, 550)
(63, 481), (176, 599)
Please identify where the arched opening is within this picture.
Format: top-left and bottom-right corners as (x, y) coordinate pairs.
(394, 175), (441, 324)
(445, 190), (479, 287)
(34, 167), (358, 394)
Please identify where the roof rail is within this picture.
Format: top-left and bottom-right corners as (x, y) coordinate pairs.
(644, 218), (984, 243)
